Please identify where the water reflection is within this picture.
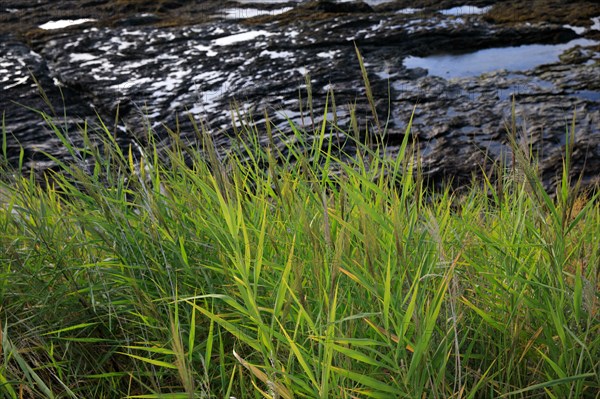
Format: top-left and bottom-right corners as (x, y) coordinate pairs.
(404, 38), (598, 79)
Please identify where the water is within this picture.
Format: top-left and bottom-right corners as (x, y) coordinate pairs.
(213, 30), (274, 46)
(440, 5), (491, 16)
(404, 38), (598, 79)
(39, 18), (96, 30)
(397, 8), (422, 14)
(221, 7), (292, 19)
(570, 90), (600, 101)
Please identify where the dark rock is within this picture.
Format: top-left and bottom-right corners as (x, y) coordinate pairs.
(0, 0), (599, 191)
(303, 1), (374, 14)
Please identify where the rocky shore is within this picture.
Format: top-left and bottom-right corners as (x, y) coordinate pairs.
(1, 0), (599, 190)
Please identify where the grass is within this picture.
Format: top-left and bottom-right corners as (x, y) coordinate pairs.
(0, 50), (599, 398)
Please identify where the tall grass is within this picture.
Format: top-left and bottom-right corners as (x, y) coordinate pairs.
(0, 57), (598, 398)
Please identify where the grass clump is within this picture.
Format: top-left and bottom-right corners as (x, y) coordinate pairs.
(0, 75), (598, 398)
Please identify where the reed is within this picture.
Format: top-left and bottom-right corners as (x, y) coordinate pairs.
(0, 52), (598, 398)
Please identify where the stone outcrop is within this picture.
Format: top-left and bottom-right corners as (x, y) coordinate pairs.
(1, 0), (599, 190)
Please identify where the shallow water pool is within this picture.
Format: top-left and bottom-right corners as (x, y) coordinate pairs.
(404, 38), (598, 79)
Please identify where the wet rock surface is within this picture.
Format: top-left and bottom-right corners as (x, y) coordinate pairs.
(1, 0), (599, 190)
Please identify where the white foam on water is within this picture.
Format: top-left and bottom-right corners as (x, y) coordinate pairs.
(4, 76), (29, 89)
(92, 74), (117, 81)
(260, 50), (294, 59)
(193, 44), (217, 57)
(193, 70), (222, 85)
(39, 18), (96, 30)
(69, 53), (97, 62)
(316, 50), (339, 59)
(323, 83), (335, 91)
(151, 69), (191, 95)
(222, 7), (292, 19)
(405, 19), (426, 34)
(28, 50), (42, 60)
(110, 37), (136, 52)
(110, 77), (154, 94)
(564, 24), (586, 35)
(397, 8), (422, 14)
(440, 5), (491, 16)
(436, 17), (466, 28)
(213, 30), (274, 46)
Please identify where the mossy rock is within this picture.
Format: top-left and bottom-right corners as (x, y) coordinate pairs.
(484, 0), (599, 26)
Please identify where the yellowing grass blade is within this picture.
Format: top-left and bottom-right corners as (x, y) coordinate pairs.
(362, 318), (414, 353)
(117, 352), (177, 369)
(233, 349), (293, 399)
